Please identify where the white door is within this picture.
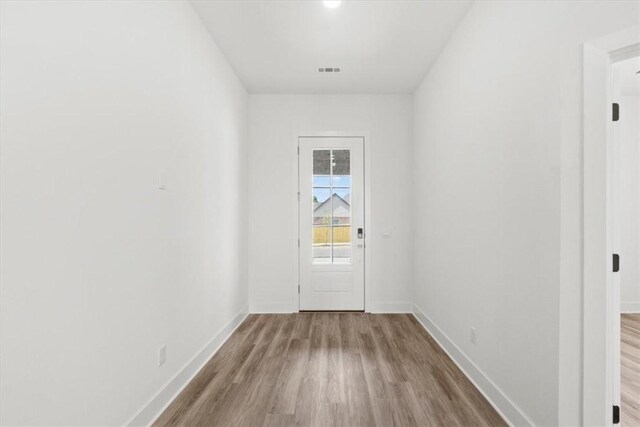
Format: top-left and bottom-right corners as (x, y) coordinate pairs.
(298, 137), (365, 311)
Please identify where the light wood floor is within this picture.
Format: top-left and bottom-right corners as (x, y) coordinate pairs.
(154, 313), (506, 427)
(622, 314), (640, 427)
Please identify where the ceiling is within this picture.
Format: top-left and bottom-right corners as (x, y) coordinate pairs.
(616, 56), (640, 96)
(190, 0), (473, 94)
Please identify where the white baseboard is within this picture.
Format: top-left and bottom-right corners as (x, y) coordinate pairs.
(412, 305), (533, 427)
(368, 302), (413, 313)
(622, 301), (640, 313)
(126, 306), (249, 427)
(249, 301), (413, 313)
(249, 301), (296, 313)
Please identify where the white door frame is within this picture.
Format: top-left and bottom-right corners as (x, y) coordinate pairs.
(583, 26), (640, 426)
(291, 131), (372, 312)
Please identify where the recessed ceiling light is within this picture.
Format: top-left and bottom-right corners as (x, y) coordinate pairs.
(323, 0), (342, 9)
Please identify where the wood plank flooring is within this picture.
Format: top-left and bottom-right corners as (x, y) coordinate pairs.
(154, 313), (506, 427)
(622, 314), (640, 427)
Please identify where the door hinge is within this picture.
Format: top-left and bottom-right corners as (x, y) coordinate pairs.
(297, 146), (300, 155)
(297, 191), (300, 201)
(298, 284), (300, 294)
(613, 405), (620, 424)
(613, 103), (620, 122)
(298, 238), (300, 248)
(613, 253), (620, 273)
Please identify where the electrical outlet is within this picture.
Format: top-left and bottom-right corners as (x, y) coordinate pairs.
(470, 327), (477, 345)
(158, 345), (167, 366)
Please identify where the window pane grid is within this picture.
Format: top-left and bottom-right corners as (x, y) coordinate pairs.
(312, 149), (351, 264)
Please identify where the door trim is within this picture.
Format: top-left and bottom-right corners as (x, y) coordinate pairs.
(292, 131), (372, 312)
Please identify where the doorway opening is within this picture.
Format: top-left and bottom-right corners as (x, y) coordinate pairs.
(611, 55), (640, 426)
(583, 27), (640, 426)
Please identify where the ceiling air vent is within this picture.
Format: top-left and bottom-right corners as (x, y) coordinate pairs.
(318, 67), (341, 73)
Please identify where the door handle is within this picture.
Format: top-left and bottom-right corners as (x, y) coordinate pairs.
(357, 228), (364, 239)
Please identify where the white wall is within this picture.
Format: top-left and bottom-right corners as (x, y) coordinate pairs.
(248, 95), (413, 313)
(615, 95), (640, 313)
(411, 1), (639, 426)
(0, 1), (248, 425)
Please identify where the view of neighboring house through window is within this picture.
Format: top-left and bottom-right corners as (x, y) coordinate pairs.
(312, 149), (351, 264)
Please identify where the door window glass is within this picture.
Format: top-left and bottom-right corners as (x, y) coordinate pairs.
(312, 149), (351, 264)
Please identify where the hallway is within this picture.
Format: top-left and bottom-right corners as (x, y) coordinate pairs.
(2, 1), (639, 425)
(154, 314), (505, 427)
